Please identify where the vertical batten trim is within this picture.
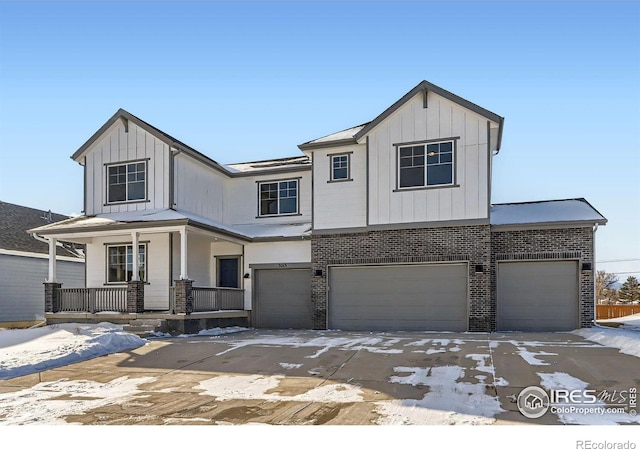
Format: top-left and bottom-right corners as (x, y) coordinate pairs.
(366, 137), (370, 227)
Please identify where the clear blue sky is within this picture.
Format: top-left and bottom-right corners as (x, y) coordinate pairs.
(0, 0), (638, 278)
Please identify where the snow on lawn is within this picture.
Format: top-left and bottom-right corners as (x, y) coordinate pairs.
(0, 323), (147, 380)
(573, 313), (640, 358)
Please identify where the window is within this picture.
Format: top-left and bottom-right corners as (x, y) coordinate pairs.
(107, 161), (146, 203)
(107, 244), (146, 283)
(398, 140), (454, 188)
(259, 179), (298, 216)
(330, 154), (350, 181)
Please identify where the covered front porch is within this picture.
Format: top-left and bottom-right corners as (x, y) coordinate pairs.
(32, 212), (253, 333)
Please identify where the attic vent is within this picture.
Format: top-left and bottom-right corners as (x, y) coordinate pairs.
(41, 210), (53, 223)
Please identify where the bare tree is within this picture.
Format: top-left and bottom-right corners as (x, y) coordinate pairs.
(596, 270), (619, 304)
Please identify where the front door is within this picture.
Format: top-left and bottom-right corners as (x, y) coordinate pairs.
(218, 257), (240, 288)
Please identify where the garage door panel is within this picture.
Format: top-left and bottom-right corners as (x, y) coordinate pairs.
(254, 269), (312, 329)
(329, 264), (468, 331)
(497, 261), (578, 332)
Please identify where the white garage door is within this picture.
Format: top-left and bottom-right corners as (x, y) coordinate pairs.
(328, 264), (468, 331)
(497, 261), (579, 331)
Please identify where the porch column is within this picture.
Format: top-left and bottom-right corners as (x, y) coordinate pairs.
(180, 227), (188, 280)
(48, 237), (57, 282)
(44, 237), (61, 314)
(174, 279), (193, 315)
(131, 231), (139, 281)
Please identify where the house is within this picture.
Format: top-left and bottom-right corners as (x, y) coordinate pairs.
(0, 201), (85, 327)
(28, 80), (607, 333)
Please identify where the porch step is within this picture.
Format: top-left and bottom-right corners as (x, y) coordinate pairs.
(123, 319), (168, 337)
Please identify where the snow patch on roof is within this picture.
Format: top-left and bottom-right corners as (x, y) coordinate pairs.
(490, 198), (606, 226)
(302, 123), (368, 145)
(225, 155), (310, 173)
(29, 208), (311, 240)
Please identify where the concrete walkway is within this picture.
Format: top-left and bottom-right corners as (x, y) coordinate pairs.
(1, 330), (639, 425)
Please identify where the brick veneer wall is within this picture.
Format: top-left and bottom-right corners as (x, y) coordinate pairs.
(311, 225), (492, 331)
(490, 227), (595, 328)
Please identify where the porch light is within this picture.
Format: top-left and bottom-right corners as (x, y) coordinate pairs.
(314, 269), (323, 277)
(244, 273), (250, 279)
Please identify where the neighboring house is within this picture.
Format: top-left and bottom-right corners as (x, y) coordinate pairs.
(0, 202), (85, 327)
(29, 80), (607, 332)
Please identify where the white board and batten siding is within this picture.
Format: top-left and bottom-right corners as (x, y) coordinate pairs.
(224, 172), (312, 226)
(367, 91), (493, 225)
(84, 121), (170, 215)
(85, 234), (170, 310)
(0, 254), (84, 323)
(312, 145), (367, 230)
(173, 154), (226, 223)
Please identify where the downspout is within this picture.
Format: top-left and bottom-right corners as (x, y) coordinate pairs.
(32, 232), (49, 245)
(592, 223), (599, 327)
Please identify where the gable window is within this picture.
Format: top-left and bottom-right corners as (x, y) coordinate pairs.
(106, 244), (146, 283)
(259, 179), (299, 216)
(107, 161), (146, 203)
(330, 154), (350, 181)
(398, 140), (454, 188)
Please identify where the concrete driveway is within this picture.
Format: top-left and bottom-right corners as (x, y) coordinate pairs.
(1, 329), (639, 425)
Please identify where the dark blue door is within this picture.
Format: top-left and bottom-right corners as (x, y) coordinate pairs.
(218, 257), (239, 288)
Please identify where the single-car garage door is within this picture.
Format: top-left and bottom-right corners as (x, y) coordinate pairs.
(253, 269), (312, 329)
(328, 264), (468, 331)
(497, 261), (579, 331)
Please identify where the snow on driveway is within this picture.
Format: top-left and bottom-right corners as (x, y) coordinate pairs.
(1, 320), (640, 425)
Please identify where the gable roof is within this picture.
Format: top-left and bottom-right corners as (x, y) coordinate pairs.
(299, 80), (504, 151)
(490, 198), (607, 227)
(71, 109), (310, 177)
(0, 201), (84, 258)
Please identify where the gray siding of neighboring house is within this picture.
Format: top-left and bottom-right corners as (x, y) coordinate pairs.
(0, 254), (85, 323)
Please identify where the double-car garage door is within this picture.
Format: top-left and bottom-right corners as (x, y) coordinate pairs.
(329, 264), (468, 331)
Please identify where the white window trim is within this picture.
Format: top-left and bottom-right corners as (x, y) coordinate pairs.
(396, 139), (456, 190)
(257, 178), (300, 217)
(105, 159), (149, 205)
(105, 243), (148, 284)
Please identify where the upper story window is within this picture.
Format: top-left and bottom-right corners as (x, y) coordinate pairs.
(398, 140), (454, 189)
(259, 179), (299, 216)
(106, 243), (146, 283)
(330, 154), (350, 181)
(107, 161), (146, 203)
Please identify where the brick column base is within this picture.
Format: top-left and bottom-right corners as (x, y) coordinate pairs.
(174, 279), (193, 314)
(127, 280), (145, 313)
(44, 282), (62, 313)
